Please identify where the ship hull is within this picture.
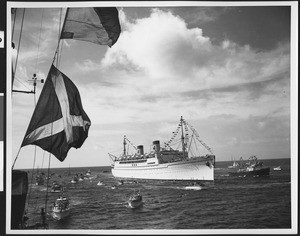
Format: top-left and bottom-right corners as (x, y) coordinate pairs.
(128, 200), (143, 208)
(112, 159), (214, 181)
(52, 208), (70, 220)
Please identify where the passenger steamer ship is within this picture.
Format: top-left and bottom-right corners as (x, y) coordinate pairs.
(109, 117), (215, 181)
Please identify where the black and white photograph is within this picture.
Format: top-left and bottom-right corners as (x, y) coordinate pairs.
(2, 0), (298, 234)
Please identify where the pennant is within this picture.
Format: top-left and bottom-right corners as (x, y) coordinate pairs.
(61, 7), (121, 47)
(21, 65), (91, 162)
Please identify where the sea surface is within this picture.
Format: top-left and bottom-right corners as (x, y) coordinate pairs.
(21, 158), (291, 231)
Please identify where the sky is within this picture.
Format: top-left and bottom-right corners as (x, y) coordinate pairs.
(9, 2), (295, 169)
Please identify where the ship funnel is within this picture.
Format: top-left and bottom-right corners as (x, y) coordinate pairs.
(153, 140), (160, 153)
(137, 145), (144, 155)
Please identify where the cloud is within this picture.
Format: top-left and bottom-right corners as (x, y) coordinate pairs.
(13, 7), (290, 126)
(75, 59), (100, 72)
(51, 8), (289, 126)
(91, 8), (290, 122)
(102, 8), (212, 78)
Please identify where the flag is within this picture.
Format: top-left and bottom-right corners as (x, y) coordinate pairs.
(21, 65), (91, 162)
(61, 7), (121, 47)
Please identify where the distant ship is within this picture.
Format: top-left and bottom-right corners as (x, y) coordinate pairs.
(228, 156), (270, 177)
(109, 117), (215, 181)
(228, 156), (239, 169)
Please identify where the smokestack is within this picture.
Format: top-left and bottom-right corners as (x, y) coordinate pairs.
(137, 145), (144, 155)
(153, 140), (160, 153)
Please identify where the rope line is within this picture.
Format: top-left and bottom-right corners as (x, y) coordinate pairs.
(13, 8), (25, 84)
(34, 9), (45, 72)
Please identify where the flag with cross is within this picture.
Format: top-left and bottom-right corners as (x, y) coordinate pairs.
(21, 64), (91, 162)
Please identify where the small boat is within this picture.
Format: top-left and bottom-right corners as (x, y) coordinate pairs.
(228, 157), (239, 169)
(97, 181), (104, 186)
(128, 192), (143, 209)
(35, 175), (44, 186)
(273, 166), (282, 171)
(228, 156), (270, 177)
(71, 176), (78, 184)
(184, 182), (204, 190)
(50, 183), (63, 193)
(85, 169), (91, 176)
(78, 173), (84, 181)
(52, 195), (70, 220)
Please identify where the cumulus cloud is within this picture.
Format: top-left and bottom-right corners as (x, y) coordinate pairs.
(86, 8), (290, 124)
(13, 7), (290, 125)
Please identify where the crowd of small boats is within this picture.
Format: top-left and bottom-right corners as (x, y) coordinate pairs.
(70, 169), (94, 183)
(25, 156), (280, 223)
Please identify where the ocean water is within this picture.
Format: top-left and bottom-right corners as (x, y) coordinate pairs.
(20, 158), (291, 230)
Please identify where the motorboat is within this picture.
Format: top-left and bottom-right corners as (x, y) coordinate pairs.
(52, 195), (70, 220)
(71, 176), (78, 184)
(273, 166), (282, 171)
(128, 192), (143, 209)
(184, 182), (205, 190)
(50, 183), (63, 193)
(35, 175), (44, 186)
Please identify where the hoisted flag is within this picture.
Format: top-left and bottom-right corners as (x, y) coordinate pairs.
(21, 65), (91, 162)
(60, 7), (121, 47)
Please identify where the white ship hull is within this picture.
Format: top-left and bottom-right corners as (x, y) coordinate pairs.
(110, 117), (215, 181)
(112, 159), (214, 181)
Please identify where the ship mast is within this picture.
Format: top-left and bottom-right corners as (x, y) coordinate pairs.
(180, 116), (186, 159)
(123, 135), (127, 156)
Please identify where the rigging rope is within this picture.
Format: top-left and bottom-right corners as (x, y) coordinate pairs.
(11, 8), (17, 41)
(44, 7), (64, 216)
(52, 8), (66, 67)
(24, 10), (43, 217)
(13, 8), (25, 84)
(25, 145), (38, 226)
(44, 152), (52, 216)
(34, 9), (45, 72)
(41, 150), (46, 169)
(56, 8), (64, 68)
(125, 137), (137, 150)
